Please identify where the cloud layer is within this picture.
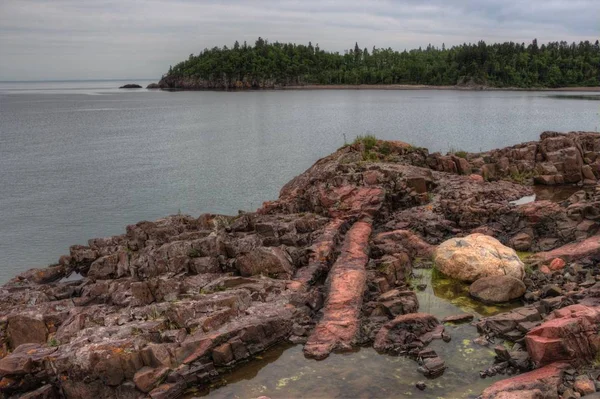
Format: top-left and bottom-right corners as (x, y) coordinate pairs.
(1, 0), (598, 80)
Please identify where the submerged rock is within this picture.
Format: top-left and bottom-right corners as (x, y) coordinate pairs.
(434, 233), (525, 282)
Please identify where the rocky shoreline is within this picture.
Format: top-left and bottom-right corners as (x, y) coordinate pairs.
(2, 131), (600, 398)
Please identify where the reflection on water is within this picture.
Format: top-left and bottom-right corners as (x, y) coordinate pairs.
(419, 268), (523, 318)
(547, 94), (600, 101)
(195, 269), (508, 399)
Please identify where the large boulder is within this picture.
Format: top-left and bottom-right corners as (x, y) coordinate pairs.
(434, 233), (525, 282)
(469, 276), (526, 303)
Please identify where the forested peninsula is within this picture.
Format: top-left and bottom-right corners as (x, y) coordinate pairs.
(156, 38), (600, 90)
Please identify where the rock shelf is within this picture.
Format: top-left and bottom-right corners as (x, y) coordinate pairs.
(2, 131), (600, 398)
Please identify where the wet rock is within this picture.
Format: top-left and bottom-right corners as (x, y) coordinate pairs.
(481, 362), (567, 399)
(469, 275), (526, 303)
(441, 313), (474, 324)
(418, 356), (446, 377)
(374, 313), (439, 354)
(212, 343), (234, 366)
(415, 381), (426, 390)
(434, 233), (525, 282)
(378, 289), (419, 316)
(526, 305), (600, 367)
(477, 306), (541, 339)
(119, 84), (142, 88)
(377, 254), (412, 286)
(575, 376), (596, 396)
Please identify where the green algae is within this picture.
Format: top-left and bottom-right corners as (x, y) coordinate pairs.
(422, 268), (522, 317)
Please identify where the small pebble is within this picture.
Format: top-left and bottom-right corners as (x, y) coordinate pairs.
(415, 381), (426, 391)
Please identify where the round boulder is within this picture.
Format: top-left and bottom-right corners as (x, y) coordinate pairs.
(434, 233), (525, 282)
(469, 276), (526, 303)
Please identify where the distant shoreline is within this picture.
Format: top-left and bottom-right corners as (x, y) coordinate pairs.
(157, 84), (600, 92)
(277, 84), (600, 92)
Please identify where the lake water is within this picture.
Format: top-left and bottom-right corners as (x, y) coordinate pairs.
(1, 80), (600, 282)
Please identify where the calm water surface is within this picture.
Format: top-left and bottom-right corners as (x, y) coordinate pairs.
(1, 80), (599, 281)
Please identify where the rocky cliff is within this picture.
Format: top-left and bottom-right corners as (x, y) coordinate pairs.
(2, 132), (600, 398)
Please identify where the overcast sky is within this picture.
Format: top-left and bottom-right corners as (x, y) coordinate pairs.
(1, 0), (599, 81)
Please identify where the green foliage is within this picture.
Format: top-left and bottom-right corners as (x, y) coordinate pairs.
(448, 146), (468, 158)
(362, 150), (379, 162)
(509, 170), (536, 184)
(164, 38), (600, 88)
(379, 141), (392, 155)
(188, 248), (201, 258)
(48, 338), (59, 347)
(353, 134), (378, 150)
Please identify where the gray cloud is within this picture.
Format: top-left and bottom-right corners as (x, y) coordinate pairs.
(0, 0), (598, 80)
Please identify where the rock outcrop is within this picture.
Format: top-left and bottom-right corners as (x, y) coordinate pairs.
(2, 132), (600, 397)
(119, 84), (142, 89)
(428, 131), (600, 186)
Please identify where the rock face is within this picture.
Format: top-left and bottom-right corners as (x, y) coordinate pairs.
(2, 132), (600, 397)
(434, 233), (525, 282)
(469, 275), (526, 303)
(525, 305), (600, 367)
(146, 83), (160, 89)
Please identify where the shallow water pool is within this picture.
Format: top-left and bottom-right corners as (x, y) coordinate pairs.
(194, 270), (513, 398)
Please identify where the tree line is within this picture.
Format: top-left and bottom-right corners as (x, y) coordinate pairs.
(163, 38), (600, 88)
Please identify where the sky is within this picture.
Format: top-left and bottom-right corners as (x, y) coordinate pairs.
(1, 0), (599, 81)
